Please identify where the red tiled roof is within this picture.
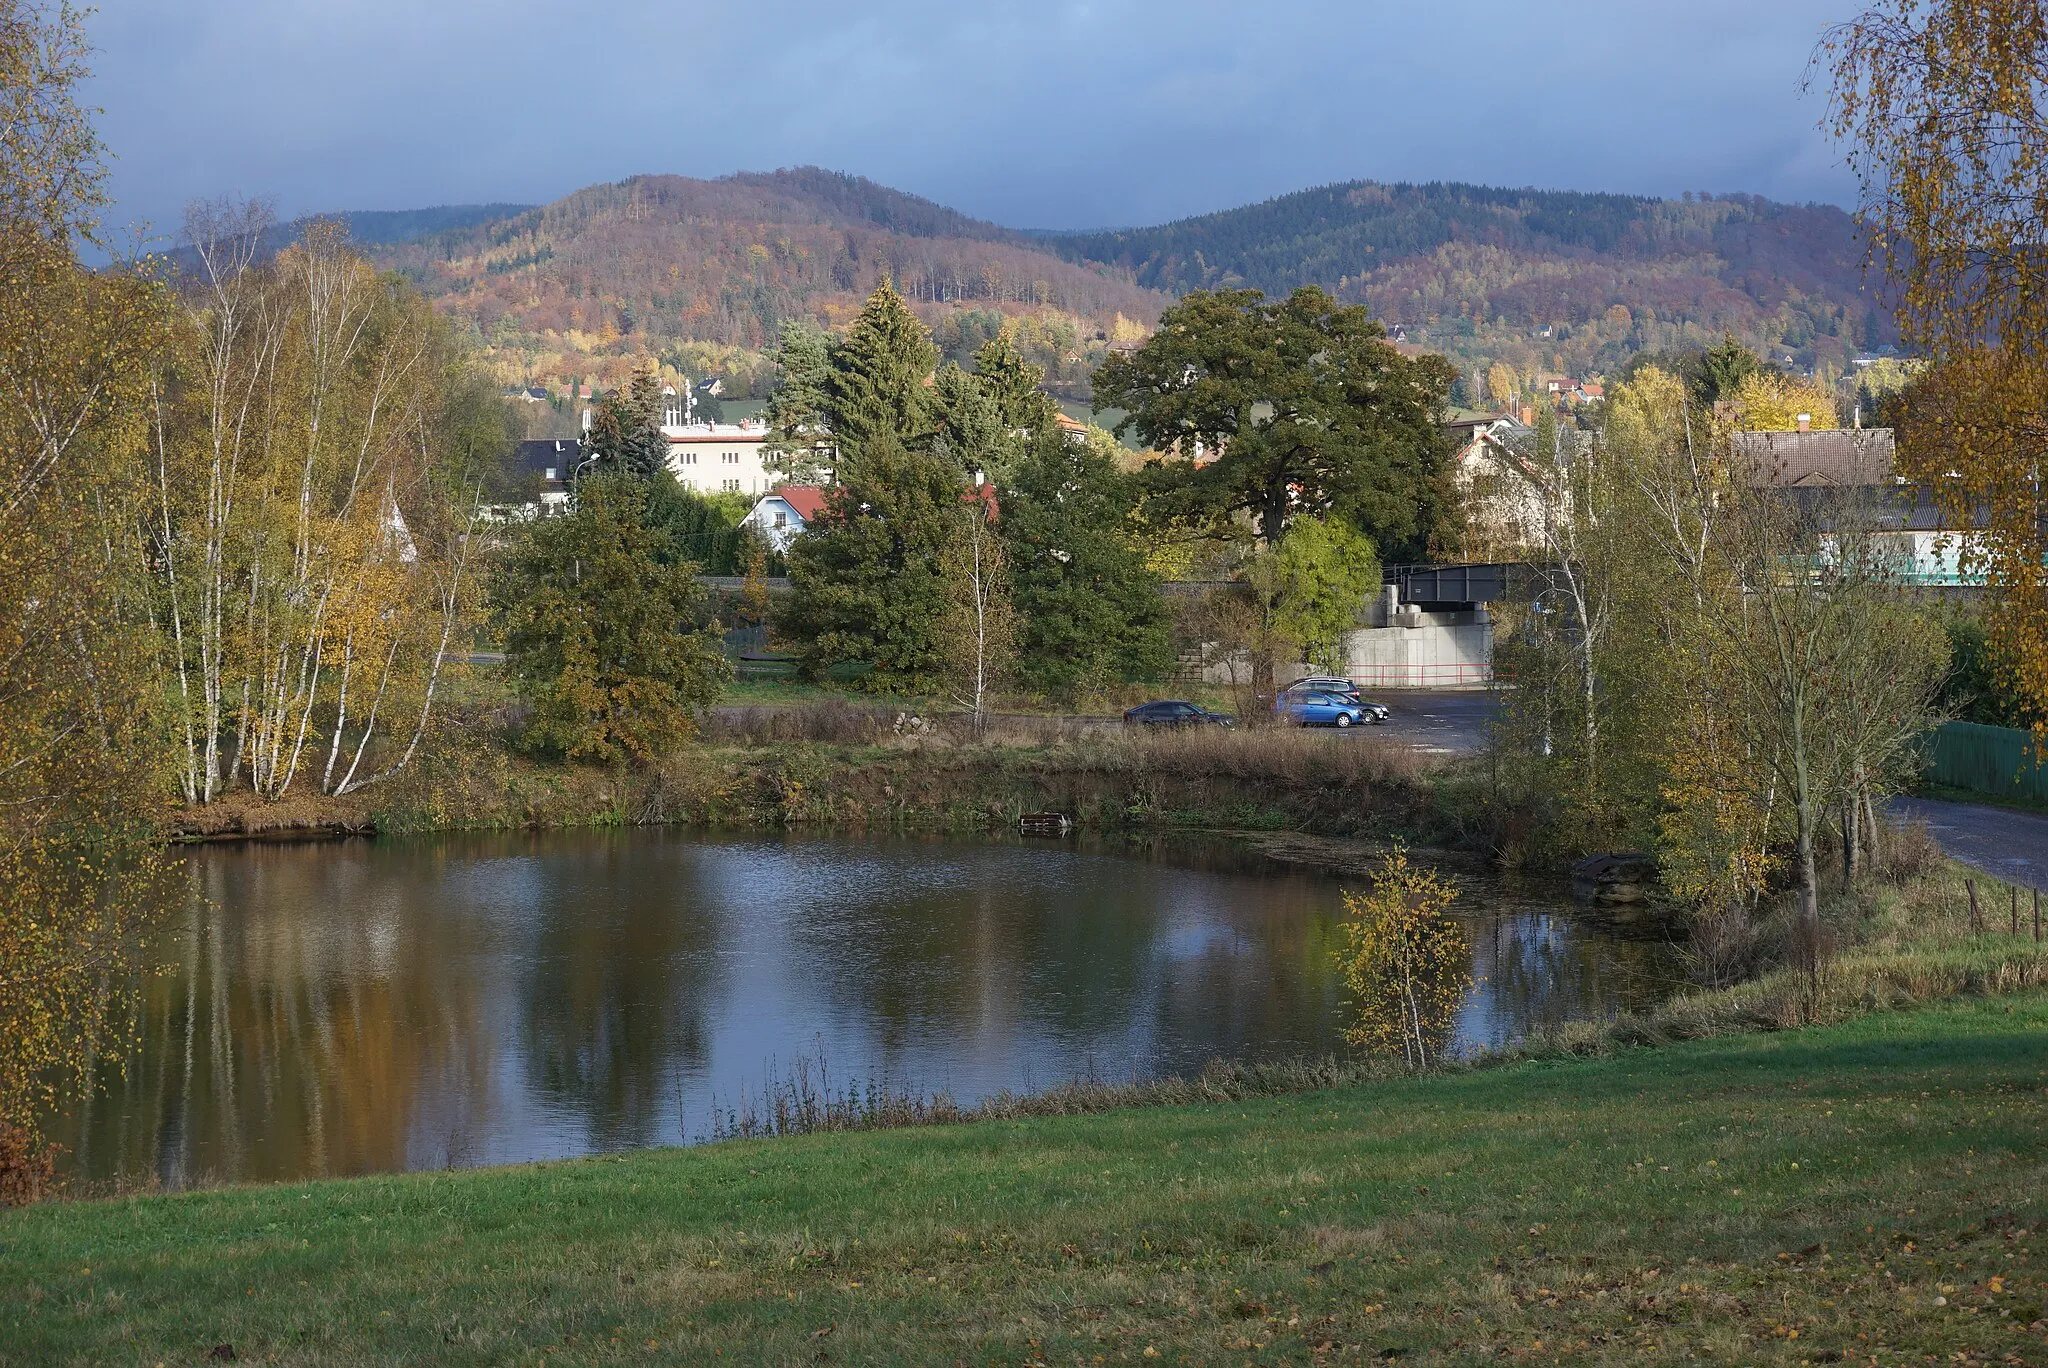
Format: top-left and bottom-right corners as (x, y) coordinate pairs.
(770, 485), (832, 520)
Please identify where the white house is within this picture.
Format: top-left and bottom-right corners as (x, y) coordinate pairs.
(664, 420), (778, 496)
(1446, 414), (1548, 555)
(741, 485), (831, 553)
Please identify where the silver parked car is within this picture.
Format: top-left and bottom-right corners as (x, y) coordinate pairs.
(1284, 677), (1390, 724)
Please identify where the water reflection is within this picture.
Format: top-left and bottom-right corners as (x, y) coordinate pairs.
(60, 832), (1681, 1187)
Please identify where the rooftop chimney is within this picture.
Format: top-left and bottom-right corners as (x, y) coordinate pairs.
(1796, 413), (1812, 433)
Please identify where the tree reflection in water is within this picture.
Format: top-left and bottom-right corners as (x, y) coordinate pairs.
(57, 833), (1681, 1188)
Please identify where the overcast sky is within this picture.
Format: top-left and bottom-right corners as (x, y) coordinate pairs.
(86, 0), (1864, 242)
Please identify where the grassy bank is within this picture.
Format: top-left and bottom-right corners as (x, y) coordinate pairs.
(8, 995), (2048, 1366)
(172, 712), (1439, 845)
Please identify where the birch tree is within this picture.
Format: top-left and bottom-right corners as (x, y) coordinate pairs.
(145, 213), (487, 803)
(942, 495), (1014, 726)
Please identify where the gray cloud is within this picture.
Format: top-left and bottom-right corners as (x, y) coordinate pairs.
(86, 0), (1863, 242)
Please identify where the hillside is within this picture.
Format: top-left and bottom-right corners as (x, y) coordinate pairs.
(369, 169), (1165, 398)
(1042, 180), (1894, 397)
(328, 172), (1896, 408)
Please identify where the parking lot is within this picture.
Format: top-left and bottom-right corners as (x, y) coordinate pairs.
(1365, 688), (1498, 755)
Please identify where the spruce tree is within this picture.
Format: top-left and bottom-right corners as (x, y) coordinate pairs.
(494, 474), (730, 762)
(932, 361), (1013, 479)
(973, 328), (1058, 433)
(586, 364), (670, 479)
(783, 431), (963, 692)
(999, 426), (1171, 700)
(822, 279), (938, 455)
(763, 319), (834, 482)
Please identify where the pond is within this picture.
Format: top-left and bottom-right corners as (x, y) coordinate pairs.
(59, 831), (1682, 1188)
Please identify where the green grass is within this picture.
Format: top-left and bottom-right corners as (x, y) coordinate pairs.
(8, 996), (2048, 1365)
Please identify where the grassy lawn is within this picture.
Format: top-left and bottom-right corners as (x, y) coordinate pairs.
(7, 996), (2048, 1366)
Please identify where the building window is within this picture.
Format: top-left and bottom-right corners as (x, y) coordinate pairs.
(724, 452), (739, 463)
(773, 512), (787, 529)
(680, 452), (697, 465)
(723, 478), (741, 492)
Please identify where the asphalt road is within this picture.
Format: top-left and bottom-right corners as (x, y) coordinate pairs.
(1889, 796), (2048, 895)
(1366, 689), (1498, 756)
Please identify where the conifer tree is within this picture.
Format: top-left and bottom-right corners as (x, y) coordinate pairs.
(999, 426), (1172, 699)
(822, 279), (938, 455)
(494, 473), (729, 762)
(586, 363), (670, 479)
(763, 319), (833, 483)
(973, 327), (1058, 432)
(932, 361), (1013, 479)
(783, 431), (963, 691)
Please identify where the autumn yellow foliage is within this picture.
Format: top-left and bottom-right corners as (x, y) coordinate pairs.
(1336, 849), (1471, 1070)
(1728, 371), (1838, 431)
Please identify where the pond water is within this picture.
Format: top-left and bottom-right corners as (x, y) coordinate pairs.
(60, 831), (1681, 1188)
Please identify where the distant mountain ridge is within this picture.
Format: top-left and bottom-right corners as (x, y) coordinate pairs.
(162, 203), (531, 272)
(1039, 179), (1891, 385)
(1041, 181), (1659, 291)
(364, 168), (1163, 396)
(271, 170), (1889, 398)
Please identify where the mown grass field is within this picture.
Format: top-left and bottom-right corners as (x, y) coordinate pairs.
(6, 995), (2047, 1366)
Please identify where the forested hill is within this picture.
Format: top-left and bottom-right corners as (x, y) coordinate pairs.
(165, 203), (530, 272)
(368, 169), (1166, 396)
(285, 171), (1890, 401)
(1043, 180), (1892, 387)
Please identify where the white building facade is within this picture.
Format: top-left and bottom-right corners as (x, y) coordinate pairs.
(663, 421), (779, 496)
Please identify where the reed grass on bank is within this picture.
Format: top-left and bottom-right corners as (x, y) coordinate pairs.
(356, 701), (1435, 838)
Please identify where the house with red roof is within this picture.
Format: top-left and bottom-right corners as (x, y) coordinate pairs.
(742, 485), (832, 553)
(742, 482), (999, 553)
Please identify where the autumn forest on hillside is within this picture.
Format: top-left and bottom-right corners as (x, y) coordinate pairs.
(230, 165), (1908, 419)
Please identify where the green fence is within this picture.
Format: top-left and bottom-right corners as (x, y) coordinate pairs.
(1928, 720), (2048, 802)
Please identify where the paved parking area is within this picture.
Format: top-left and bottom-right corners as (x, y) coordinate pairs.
(1365, 689), (1497, 755)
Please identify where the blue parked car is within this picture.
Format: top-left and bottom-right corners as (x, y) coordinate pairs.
(1275, 688), (1377, 728)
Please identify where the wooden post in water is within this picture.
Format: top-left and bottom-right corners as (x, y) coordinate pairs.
(1967, 880), (1982, 934)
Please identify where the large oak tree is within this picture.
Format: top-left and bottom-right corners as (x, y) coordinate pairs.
(1092, 287), (1457, 561)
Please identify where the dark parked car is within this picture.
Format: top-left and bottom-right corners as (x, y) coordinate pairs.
(1122, 700), (1235, 728)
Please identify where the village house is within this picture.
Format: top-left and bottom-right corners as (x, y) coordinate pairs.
(508, 437), (579, 516)
(664, 419), (778, 496)
(741, 485), (830, 553)
(1732, 425), (1984, 586)
(1445, 413), (1548, 556)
